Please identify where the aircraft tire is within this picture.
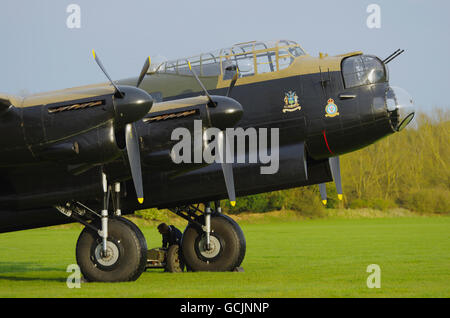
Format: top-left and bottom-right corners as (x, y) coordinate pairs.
(181, 214), (246, 271)
(76, 217), (147, 282)
(165, 244), (185, 272)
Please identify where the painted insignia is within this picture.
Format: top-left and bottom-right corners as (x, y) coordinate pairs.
(325, 98), (339, 117)
(283, 91), (301, 113)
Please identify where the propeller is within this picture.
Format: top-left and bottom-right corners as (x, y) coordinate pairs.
(319, 183), (327, 205)
(226, 69), (239, 97)
(125, 123), (144, 203)
(318, 156), (343, 205)
(92, 50), (124, 98)
(217, 130), (236, 206)
(93, 50), (154, 204)
(187, 60), (239, 206)
(187, 61), (215, 106)
(136, 56), (151, 88)
(330, 156), (343, 201)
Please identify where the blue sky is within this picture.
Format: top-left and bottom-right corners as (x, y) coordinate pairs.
(0, 0), (448, 111)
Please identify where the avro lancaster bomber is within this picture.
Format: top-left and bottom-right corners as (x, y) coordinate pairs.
(0, 40), (414, 281)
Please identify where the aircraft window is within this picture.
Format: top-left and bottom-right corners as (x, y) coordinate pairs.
(164, 61), (177, 74)
(342, 55), (386, 88)
(278, 49), (294, 70)
(176, 60), (189, 75)
(200, 53), (220, 76)
(278, 40), (293, 46)
(161, 54), (221, 77)
(233, 43), (254, 54)
(201, 53), (218, 64)
(235, 53), (255, 77)
(289, 46), (305, 57)
(177, 59), (201, 76)
(256, 51), (275, 74)
(201, 63), (220, 76)
(159, 40), (305, 79)
(254, 43), (268, 51)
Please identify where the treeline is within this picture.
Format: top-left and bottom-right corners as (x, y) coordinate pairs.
(221, 109), (449, 215)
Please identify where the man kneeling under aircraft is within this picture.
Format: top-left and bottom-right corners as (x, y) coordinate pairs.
(147, 222), (244, 272)
(158, 223), (183, 249)
(146, 223), (184, 272)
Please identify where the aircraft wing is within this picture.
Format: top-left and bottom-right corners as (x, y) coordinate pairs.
(149, 96), (209, 114)
(0, 83), (114, 109)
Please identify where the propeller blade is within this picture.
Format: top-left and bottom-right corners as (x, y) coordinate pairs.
(187, 60), (215, 106)
(221, 161), (236, 206)
(329, 156), (343, 201)
(136, 56), (151, 88)
(318, 183), (327, 205)
(217, 131), (236, 206)
(125, 123), (144, 204)
(226, 69), (239, 97)
(92, 50), (124, 98)
(187, 61), (240, 205)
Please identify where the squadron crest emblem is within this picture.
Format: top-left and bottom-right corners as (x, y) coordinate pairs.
(283, 91), (301, 113)
(325, 98), (339, 117)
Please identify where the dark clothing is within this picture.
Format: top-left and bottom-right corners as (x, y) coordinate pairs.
(162, 225), (183, 248)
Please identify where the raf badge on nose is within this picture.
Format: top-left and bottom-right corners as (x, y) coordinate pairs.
(325, 98), (339, 117)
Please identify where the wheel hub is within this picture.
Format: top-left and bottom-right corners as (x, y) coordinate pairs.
(198, 235), (221, 259)
(94, 241), (120, 267)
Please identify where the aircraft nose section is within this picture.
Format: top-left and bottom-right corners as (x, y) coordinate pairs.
(208, 95), (244, 130)
(386, 86), (416, 131)
(113, 85), (154, 126)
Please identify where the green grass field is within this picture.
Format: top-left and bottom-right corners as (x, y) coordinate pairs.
(0, 216), (449, 297)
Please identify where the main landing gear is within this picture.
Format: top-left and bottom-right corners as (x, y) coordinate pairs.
(55, 173), (147, 282)
(76, 216), (147, 282)
(170, 202), (246, 272)
(56, 175), (246, 281)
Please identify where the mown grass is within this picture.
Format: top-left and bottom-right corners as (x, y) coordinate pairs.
(0, 214), (448, 298)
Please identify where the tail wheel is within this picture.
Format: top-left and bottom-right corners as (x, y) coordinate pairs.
(76, 217), (147, 282)
(165, 244), (185, 272)
(181, 214), (246, 271)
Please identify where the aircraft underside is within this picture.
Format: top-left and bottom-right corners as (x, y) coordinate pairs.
(0, 140), (333, 233)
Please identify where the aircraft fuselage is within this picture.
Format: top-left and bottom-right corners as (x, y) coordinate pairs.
(0, 42), (410, 233)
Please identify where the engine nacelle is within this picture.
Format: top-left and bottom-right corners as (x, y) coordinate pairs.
(37, 120), (122, 166)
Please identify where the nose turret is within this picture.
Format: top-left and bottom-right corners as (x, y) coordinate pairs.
(386, 86), (416, 131)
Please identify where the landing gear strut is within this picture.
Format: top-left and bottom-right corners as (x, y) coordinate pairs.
(55, 172), (147, 282)
(170, 201), (246, 272)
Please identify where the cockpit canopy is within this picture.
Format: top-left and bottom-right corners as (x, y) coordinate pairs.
(156, 40), (306, 79)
